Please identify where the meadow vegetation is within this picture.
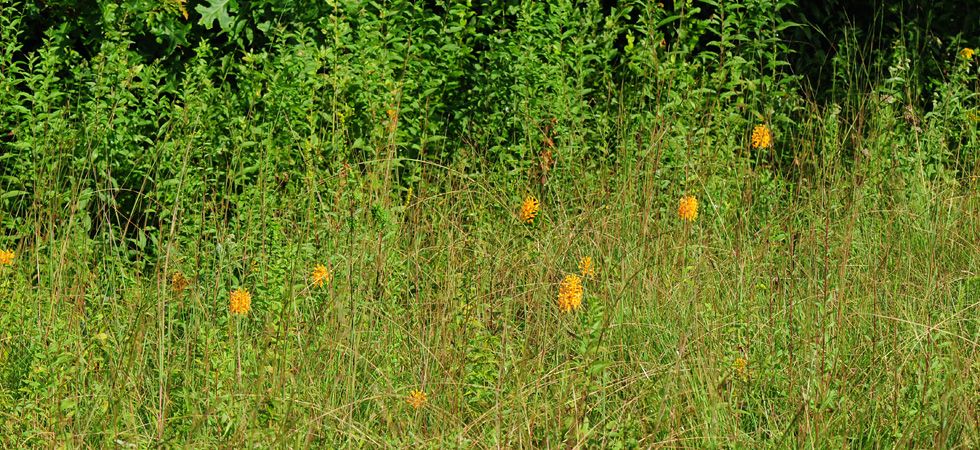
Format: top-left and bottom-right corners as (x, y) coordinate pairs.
(1, 0), (980, 447)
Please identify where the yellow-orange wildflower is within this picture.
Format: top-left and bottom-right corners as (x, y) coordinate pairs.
(752, 124), (772, 149)
(385, 109), (398, 132)
(230, 288), (252, 315)
(0, 249), (13, 267)
(407, 389), (428, 409)
(961, 48), (975, 59)
(311, 264), (331, 287)
(733, 357), (748, 380)
(558, 274), (583, 312)
(520, 196), (540, 224)
(678, 196), (698, 222)
(172, 272), (188, 292)
(578, 256), (594, 278)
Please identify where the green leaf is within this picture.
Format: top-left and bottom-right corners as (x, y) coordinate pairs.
(655, 15), (683, 29)
(1, 190), (29, 199)
(196, 0), (237, 31)
(775, 21), (801, 32)
(589, 360), (612, 375)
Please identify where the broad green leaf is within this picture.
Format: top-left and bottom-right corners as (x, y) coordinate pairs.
(195, 0), (236, 31)
(1, 190), (28, 199)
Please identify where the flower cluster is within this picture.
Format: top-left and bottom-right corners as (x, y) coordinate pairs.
(961, 48), (975, 60)
(230, 288), (252, 315)
(578, 256), (594, 278)
(407, 389), (428, 409)
(311, 264), (331, 287)
(557, 274), (583, 312)
(385, 109), (398, 133)
(751, 124), (772, 149)
(678, 196), (698, 222)
(520, 196), (540, 224)
(0, 249), (14, 267)
(733, 357), (748, 380)
(171, 272), (189, 292)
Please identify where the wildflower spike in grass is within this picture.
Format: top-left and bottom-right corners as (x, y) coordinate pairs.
(407, 389), (428, 409)
(678, 196), (698, 222)
(578, 256), (594, 278)
(0, 249), (13, 267)
(733, 357), (748, 381)
(520, 196), (540, 224)
(171, 272), (188, 292)
(230, 288), (252, 315)
(311, 264), (331, 287)
(558, 274), (584, 312)
(752, 124), (772, 149)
